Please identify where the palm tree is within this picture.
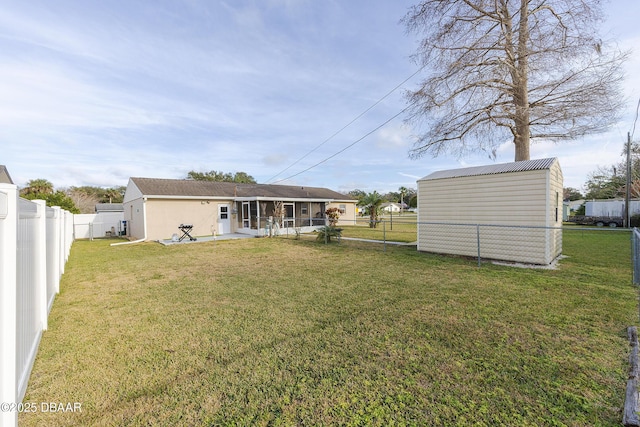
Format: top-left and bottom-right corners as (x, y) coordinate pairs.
(20, 178), (54, 197)
(398, 186), (408, 214)
(359, 191), (384, 228)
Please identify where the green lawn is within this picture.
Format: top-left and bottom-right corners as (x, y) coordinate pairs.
(20, 230), (637, 426)
(338, 217), (418, 243)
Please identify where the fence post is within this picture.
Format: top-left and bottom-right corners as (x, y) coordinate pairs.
(51, 207), (62, 294)
(53, 206), (65, 277)
(477, 224), (481, 267)
(633, 229), (637, 286)
(383, 220), (387, 252)
(33, 200), (48, 331)
(0, 184), (18, 427)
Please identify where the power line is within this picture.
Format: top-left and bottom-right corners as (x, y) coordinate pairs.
(265, 66), (425, 183)
(632, 96), (640, 141)
(271, 104), (413, 184)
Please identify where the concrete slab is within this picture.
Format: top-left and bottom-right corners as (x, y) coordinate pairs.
(158, 233), (254, 246)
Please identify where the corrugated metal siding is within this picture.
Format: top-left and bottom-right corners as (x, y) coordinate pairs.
(585, 200), (624, 217)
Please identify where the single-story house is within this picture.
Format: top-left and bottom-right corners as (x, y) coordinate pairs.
(417, 158), (563, 265)
(123, 178), (357, 241)
(0, 165), (14, 184)
(381, 202), (402, 213)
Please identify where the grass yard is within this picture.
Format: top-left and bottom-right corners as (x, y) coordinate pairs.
(339, 218), (418, 243)
(21, 230), (637, 426)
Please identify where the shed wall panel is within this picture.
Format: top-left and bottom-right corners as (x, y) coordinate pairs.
(418, 170), (548, 226)
(418, 223), (553, 264)
(545, 162), (563, 260)
(417, 159), (562, 264)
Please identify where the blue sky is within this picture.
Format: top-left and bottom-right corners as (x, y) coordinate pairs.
(1, 0), (639, 194)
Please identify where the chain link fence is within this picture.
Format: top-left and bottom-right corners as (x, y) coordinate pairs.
(416, 222), (563, 265)
(278, 216), (634, 271)
(633, 228), (640, 285)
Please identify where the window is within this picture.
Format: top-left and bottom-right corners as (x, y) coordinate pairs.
(339, 204), (346, 214)
(220, 205), (228, 220)
(301, 204), (308, 215)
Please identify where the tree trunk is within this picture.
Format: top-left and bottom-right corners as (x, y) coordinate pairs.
(514, 131), (530, 161)
(514, 0), (531, 162)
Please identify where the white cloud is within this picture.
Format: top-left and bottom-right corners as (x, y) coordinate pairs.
(1, 0), (639, 196)
(374, 122), (412, 149)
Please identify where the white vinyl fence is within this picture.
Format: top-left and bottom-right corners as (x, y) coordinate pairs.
(74, 212), (124, 239)
(0, 184), (73, 427)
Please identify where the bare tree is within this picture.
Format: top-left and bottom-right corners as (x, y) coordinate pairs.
(66, 188), (101, 214)
(402, 0), (627, 161)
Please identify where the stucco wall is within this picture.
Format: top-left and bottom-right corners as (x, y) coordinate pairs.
(124, 198), (145, 240)
(143, 198), (235, 241)
(327, 201), (357, 226)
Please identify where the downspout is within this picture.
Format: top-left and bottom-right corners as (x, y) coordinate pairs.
(110, 197), (147, 246)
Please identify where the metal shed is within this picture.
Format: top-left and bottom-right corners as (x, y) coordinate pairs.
(417, 158), (563, 265)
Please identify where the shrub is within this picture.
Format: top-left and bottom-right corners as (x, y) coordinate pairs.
(325, 207), (341, 226)
(316, 226), (342, 243)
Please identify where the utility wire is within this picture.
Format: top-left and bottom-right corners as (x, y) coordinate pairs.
(632, 96), (640, 141)
(271, 103), (414, 184)
(265, 66), (425, 184)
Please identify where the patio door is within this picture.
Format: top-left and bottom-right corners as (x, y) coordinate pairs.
(283, 203), (294, 228)
(218, 204), (231, 234)
(242, 202), (250, 228)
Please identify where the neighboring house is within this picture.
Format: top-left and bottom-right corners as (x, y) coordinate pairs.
(381, 202), (402, 213)
(123, 177), (357, 241)
(0, 165), (14, 184)
(417, 158), (563, 265)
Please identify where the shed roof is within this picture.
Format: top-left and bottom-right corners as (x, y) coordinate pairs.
(0, 165), (14, 184)
(418, 158), (558, 181)
(130, 178), (354, 201)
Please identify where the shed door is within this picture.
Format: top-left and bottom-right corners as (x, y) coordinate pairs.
(218, 204), (231, 234)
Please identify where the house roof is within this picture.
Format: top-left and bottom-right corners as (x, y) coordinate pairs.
(0, 165), (14, 184)
(95, 203), (124, 212)
(130, 178), (354, 201)
(418, 158), (558, 181)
